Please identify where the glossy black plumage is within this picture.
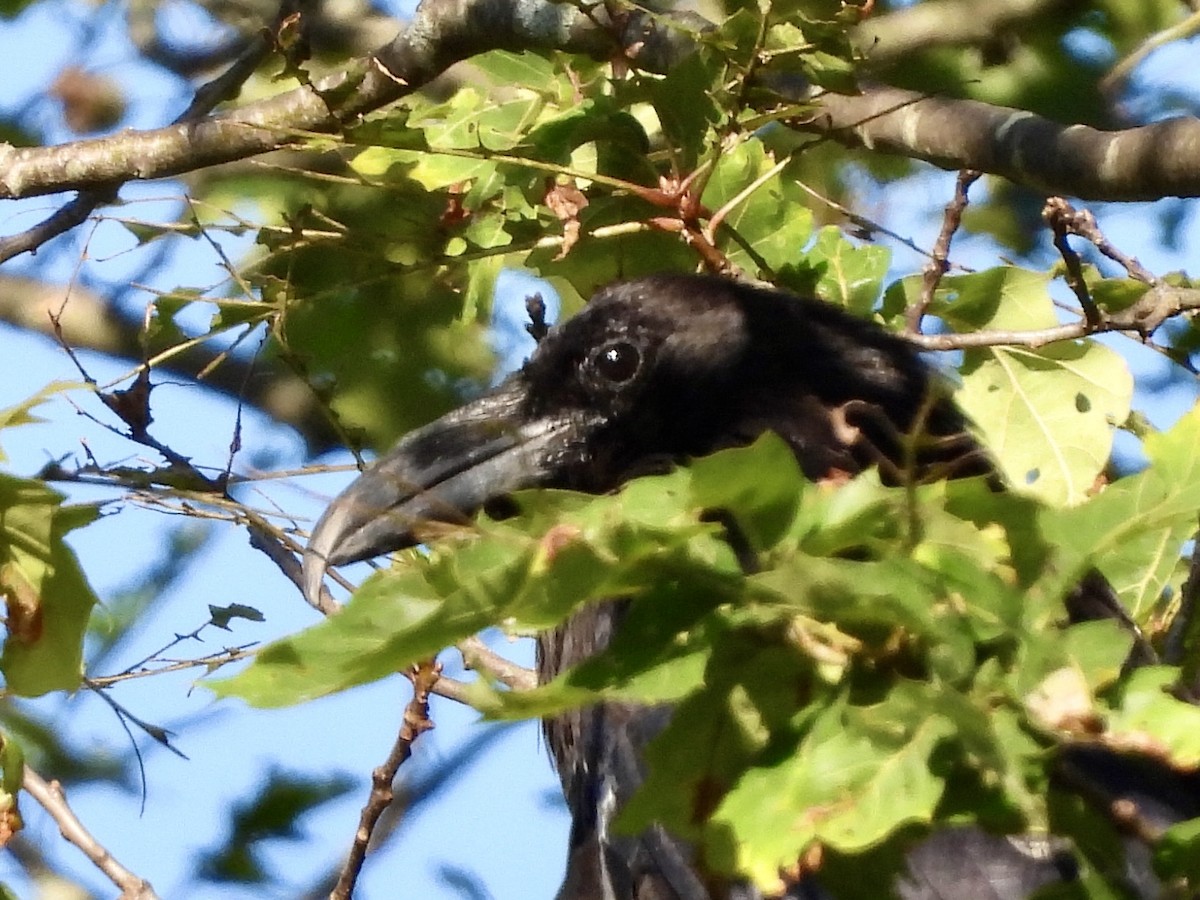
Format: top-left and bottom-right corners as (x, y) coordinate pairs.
(303, 274), (1193, 899)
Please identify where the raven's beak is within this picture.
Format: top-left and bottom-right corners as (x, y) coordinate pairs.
(302, 377), (590, 606)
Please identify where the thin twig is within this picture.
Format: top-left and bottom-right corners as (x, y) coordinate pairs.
(86, 645), (258, 687)
(22, 766), (161, 900)
(331, 660), (440, 900)
(1044, 197), (1157, 284)
(458, 636), (537, 691)
(787, 172), (963, 268)
(908, 169), (979, 333)
(908, 284), (1200, 350)
(1044, 197), (1101, 328)
(1100, 8), (1200, 98)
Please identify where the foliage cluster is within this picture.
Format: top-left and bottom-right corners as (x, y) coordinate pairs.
(3, 0), (1200, 895)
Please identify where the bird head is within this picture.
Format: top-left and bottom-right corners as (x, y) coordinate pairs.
(302, 274), (978, 606)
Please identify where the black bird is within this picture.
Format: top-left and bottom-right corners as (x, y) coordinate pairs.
(303, 274), (1195, 899)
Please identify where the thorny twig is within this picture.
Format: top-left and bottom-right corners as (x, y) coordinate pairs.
(331, 660), (440, 900)
(908, 170), (979, 333)
(22, 766), (160, 900)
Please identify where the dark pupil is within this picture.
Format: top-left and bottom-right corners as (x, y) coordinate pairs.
(595, 342), (640, 382)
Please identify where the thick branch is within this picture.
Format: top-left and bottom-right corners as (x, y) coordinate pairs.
(855, 0), (1077, 68)
(6, 0), (1200, 244)
(801, 85), (1200, 201)
(0, 0), (697, 202)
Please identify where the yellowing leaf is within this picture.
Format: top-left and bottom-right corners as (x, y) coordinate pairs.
(957, 340), (1132, 505)
(0, 475), (101, 696)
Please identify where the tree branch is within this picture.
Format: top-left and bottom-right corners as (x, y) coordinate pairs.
(458, 635), (537, 692)
(907, 284), (1200, 350)
(0, 0), (289, 263)
(0, 0), (696, 204)
(908, 169), (979, 332)
(855, 0), (1077, 68)
(798, 85), (1200, 201)
(8, 0), (1198, 231)
(22, 765), (161, 900)
(331, 660), (439, 900)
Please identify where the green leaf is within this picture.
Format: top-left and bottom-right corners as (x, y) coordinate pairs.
(936, 267), (1058, 332)
(1156, 815), (1200, 883)
(354, 147), (496, 191)
(211, 555), (491, 706)
(688, 432), (805, 552)
(1047, 404), (1200, 620)
(1101, 667), (1200, 768)
(0, 475), (102, 696)
(196, 768), (354, 884)
(957, 339), (1132, 506)
(938, 269), (1133, 505)
(711, 685), (954, 889)
(650, 51), (722, 169)
(618, 630), (817, 843)
(702, 143), (815, 276)
(471, 50), (559, 94)
(209, 603), (266, 631)
(208, 299), (273, 330)
(801, 227), (890, 315)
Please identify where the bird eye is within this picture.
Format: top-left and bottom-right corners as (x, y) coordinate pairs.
(592, 341), (641, 383)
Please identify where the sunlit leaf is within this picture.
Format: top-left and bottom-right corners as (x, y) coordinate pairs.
(0, 475), (101, 696)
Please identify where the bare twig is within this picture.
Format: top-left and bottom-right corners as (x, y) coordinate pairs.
(0, 275), (345, 453)
(1100, 8), (1200, 98)
(0, 188), (117, 262)
(86, 645), (258, 687)
(1043, 197), (1157, 284)
(1044, 197), (1102, 328)
(22, 766), (161, 900)
(908, 169), (979, 333)
(784, 173), (954, 266)
(331, 660), (440, 900)
(458, 635), (537, 691)
(908, 283), (1200, 351)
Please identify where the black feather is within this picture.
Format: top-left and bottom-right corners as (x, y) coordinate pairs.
(304, 274), (1190, 900)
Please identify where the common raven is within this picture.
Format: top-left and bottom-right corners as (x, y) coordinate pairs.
(303, 274), (1195, 899)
